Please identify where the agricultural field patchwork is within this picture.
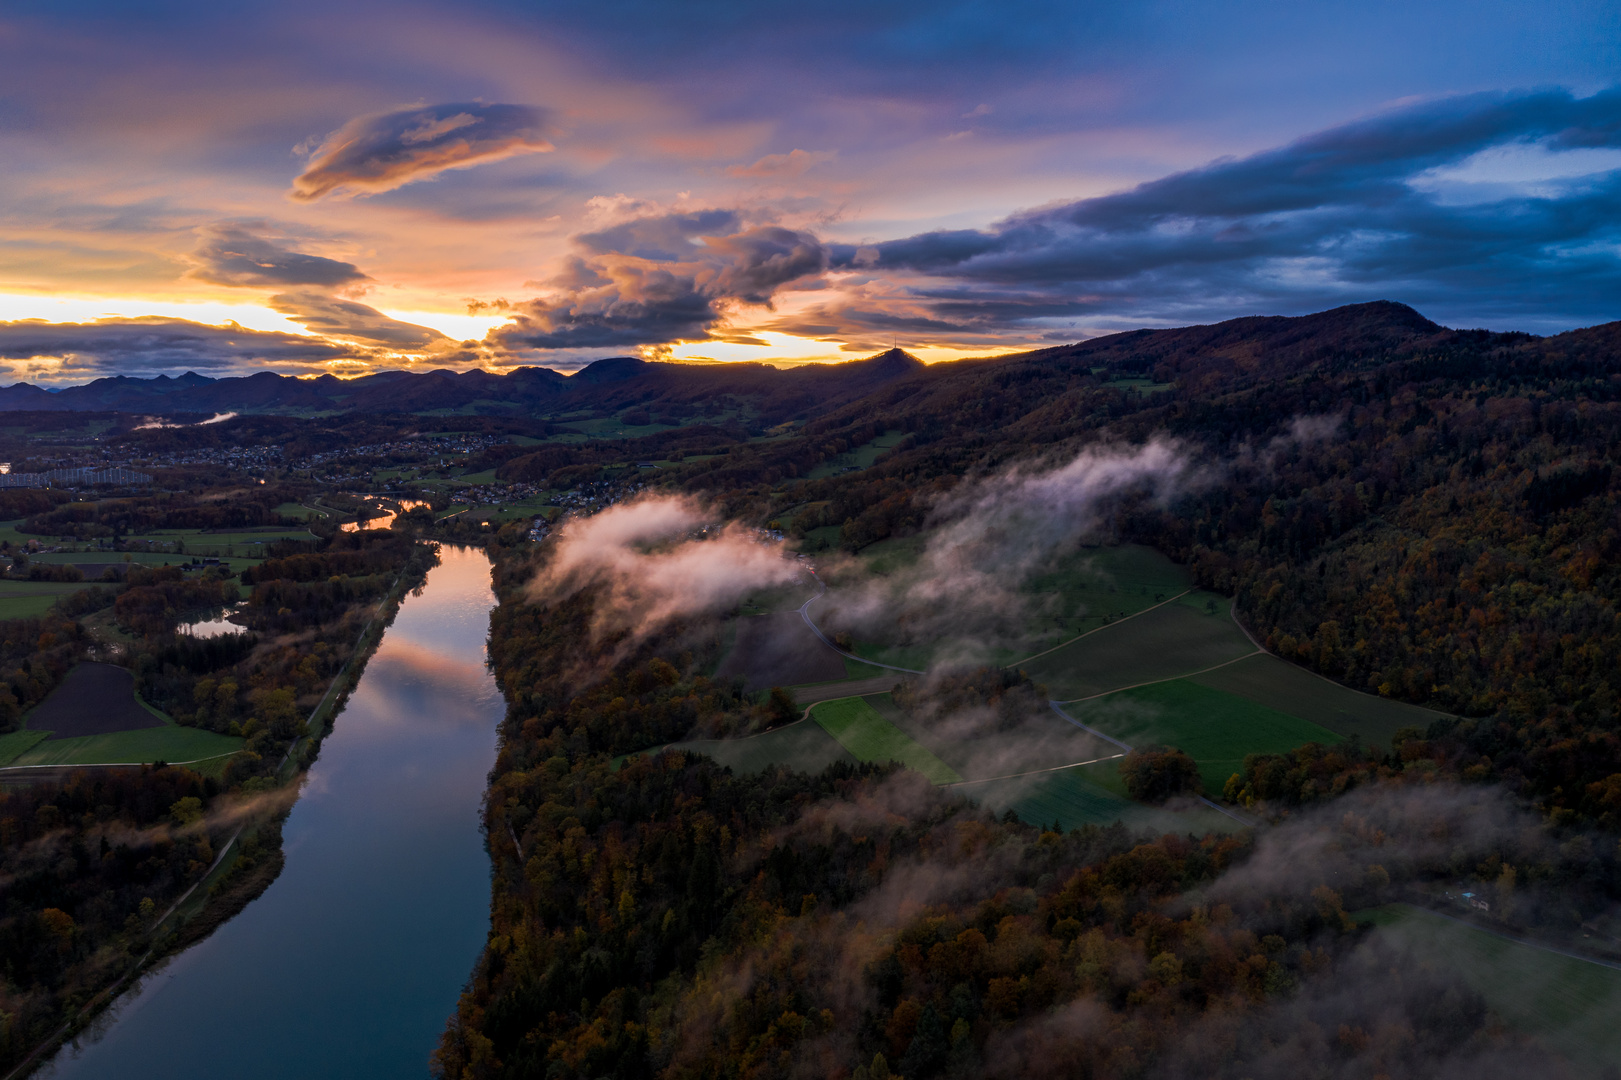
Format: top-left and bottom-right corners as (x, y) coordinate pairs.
(958, 767), (1235, 835)
(830, 543), (1203, 671)
(1061, 679), (1343, 793)
(0, 729), (49, 767)
(805, 429), (907, 479)
(715, 611), (845, 690)
(9, 660), (245, 768)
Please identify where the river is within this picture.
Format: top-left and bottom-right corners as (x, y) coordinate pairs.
(43, 545), (502, 1079)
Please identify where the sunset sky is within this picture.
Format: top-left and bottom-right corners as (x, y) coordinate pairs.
(1, 0), (1618, 382)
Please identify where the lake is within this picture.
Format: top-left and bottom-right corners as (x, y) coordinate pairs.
(43, 545), (502, 1079)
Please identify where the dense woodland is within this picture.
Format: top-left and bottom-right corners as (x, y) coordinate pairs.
(435, 535), (1618, 1079)
(428, 303), (1621, 1079)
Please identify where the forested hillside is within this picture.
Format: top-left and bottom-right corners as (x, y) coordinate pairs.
(436, 302), (1621, 1080)
(502, 301), (1621, 813)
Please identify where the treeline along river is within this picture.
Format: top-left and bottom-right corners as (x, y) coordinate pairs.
(42, 546), (503, 1079)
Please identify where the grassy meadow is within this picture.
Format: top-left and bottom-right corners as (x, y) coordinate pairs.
(1361, 904), (1621, 1072)
(1062, 679), (1342, 793)
(1191, 651), (1447, 749)
(810, 696), (963, 783)
(7, 726), (242, 767)
(805, 429), (907, 479)
(1024, 592), (1257, 699)
(957, 767), (1236, 835)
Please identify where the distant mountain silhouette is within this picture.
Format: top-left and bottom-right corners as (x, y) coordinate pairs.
(0, 348), (927, 423)
(5, 304), (1593, 425)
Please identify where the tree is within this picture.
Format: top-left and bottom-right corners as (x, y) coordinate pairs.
(1120, 746), (1202, 802)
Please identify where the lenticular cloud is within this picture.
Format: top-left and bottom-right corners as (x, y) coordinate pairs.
(290, 103), (554, 202)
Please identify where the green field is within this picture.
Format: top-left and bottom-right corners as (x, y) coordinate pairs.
(1062, 679), (1342, 792)
(958, 766), (1236, 834)
(1362, 905), (1621, 1072)
(857, 691), (1115, 782)
(810, 696), (963, 783)
(0, 580), (101, 619)
(1191, 652), (1447, 749)
(1024, 593), (1257, 700)
(274, 501), (328, 520)
(830, 543), (1200, 671)
(554, 416), (681, 440)
(0, 729), (50, 766)
(30, 550), (263, 573)
(1016, 545), (1195, 649)
(806, 430), (907, 479)
(8, 726), (243, 766)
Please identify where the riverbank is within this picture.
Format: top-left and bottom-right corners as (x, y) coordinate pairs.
(38, 544), (501, 1080)
(3, 543), (441, 1080)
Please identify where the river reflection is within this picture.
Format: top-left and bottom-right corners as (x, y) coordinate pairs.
(44, 545), (502, 1080)
(340, 499), (432, 532)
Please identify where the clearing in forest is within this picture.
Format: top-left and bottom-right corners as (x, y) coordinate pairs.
(957, 765), (1236, 835)
(829, 541), (1197, 671)
(7, 726), (242, 768)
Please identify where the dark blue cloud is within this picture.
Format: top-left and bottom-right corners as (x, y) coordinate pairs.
(818, 88), (1621, 335)
(495, 212), (827, 350)
(290, 103), (553, 201)
(0, 318), (362, 378)
(188, 223), (369, 287)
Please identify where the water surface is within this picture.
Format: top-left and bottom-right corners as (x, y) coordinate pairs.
(45, 545), (501, 1079)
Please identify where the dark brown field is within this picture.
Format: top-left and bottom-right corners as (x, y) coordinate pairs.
(28, 662), (165, 739)
(715, 612), (846, 690)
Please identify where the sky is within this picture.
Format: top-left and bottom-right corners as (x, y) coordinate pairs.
(0, 0), (1619, 383)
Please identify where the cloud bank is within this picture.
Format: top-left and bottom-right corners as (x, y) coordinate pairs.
(812, 87), (1621, 337)
(492, 208), (828, 350)
(187, 223), (369, 288)
(290, 103), (554, 202)
(0, 317), (360, 379)
(528, 495), (805, 643)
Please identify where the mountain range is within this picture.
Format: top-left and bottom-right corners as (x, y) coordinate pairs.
(8, 302), (1619, 428)
(0, 348), (927, 423)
